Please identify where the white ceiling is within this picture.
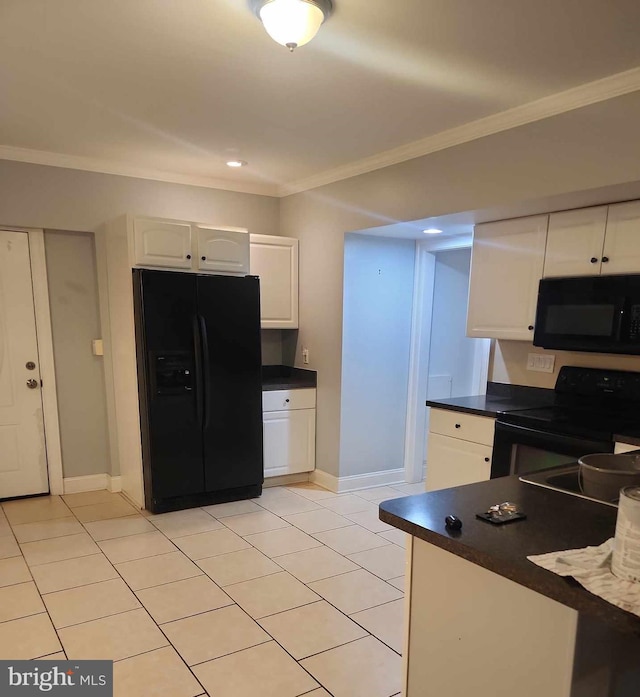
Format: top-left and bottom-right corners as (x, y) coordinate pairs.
(2, 0), (640, 196)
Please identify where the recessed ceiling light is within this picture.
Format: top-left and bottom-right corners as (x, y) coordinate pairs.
(226, 160), (248, 168)
(423, 228), (443, 234)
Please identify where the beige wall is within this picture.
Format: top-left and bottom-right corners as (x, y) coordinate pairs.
(491, 341), (640, 388)
(0, 162), (280, 480)
(44, 230), (111, 478)
(280, 90), (640, 478)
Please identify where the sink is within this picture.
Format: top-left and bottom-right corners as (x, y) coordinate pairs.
(519, 464), (618, 508)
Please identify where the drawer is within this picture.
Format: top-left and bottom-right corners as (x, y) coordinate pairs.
(429, 408), (494, 446)
(425, 433), (492, 492)
(263, 388), (316, 412)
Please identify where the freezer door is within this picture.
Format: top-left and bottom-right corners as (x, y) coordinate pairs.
(134, 269), (204, 502)
(197, 274), (263, 491)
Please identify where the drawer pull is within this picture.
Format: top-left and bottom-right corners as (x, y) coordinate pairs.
(602, 256), (609, 263)
(455, 423), (461, 429)
(285, 399), (290, 403)
(484, 457), (490, 462)
(590, 257), (598, 264)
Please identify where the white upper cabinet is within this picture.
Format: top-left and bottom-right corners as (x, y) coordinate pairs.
(602, 200), (640, 275)
(467, 215), (548, 341)
(130, 216), (249, 275)
(195, 226), (249, 275)
(249, 234), (299, 329)
(543, 206), (607, 278)
(133, 218), (192, 269)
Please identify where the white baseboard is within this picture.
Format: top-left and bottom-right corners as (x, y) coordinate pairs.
(310, 467), (405, 494)
(263, 473), (310, 488)
(63, 473), (122, 494)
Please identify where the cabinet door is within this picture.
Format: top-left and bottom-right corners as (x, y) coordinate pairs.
(425, 433), (492, 492)
(467, 215), (548, 340)
(602, 201), (640, 274)
(263, 409), (316, 477)
(249, 235), (299, 329)
(133, 218), (192, 269)
(543, 207), (607, 278)
(195, 226), (250, 275)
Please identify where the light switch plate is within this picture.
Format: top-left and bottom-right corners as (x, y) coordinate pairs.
(92, 339), (104, 356)
(527, 353), (555, 373)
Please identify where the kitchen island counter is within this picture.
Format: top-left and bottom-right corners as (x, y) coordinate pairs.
(381, 476), (640, 696)
(380, 475), (639, 636)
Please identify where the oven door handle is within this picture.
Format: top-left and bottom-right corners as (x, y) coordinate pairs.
(492, 421), (612, 478)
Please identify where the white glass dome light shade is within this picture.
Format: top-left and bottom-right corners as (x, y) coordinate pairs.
(258, 0), (330, 51)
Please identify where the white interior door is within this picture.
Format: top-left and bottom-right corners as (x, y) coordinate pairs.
(0, 230), (48, 498)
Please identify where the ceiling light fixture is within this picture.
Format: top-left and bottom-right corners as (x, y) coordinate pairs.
(423, 228), (443, 234)
(226, 160), (248, 168)
(251, 0), (333, 52)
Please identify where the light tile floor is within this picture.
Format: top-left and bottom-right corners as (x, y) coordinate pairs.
(0, 482), (420, 697)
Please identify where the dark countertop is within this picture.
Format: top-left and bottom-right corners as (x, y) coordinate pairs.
(379, 476), (640, 636)
(426, 382), (554, 417)
(614, 432), (640, 446)
(262, 365), (317, 391)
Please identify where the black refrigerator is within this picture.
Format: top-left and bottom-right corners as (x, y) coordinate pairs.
(133, 269), (263, 513)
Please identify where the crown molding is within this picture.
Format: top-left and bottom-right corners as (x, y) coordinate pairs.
(2, 66), (640, 200)
(0, 145), (279, 198)
(279, 66), (640, 197)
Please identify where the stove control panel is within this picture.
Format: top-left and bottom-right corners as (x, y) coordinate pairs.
(555, 366), (640, 401)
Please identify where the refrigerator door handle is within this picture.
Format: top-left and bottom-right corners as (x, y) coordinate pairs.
(192, 315), (205, 428)
(198, 314), (212, 430)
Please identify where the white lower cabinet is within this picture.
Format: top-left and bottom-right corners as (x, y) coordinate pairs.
(426, 408), (494, 492)
(262, 388), (316, 478)
(426, 433), (492, 491)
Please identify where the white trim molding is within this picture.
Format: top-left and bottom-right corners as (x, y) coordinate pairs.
(27, 229), (65, 496)
(63, 473), (121, 494)
(310, 467), (405, 494)
(0, 145), (278, 198)
(263, 473), (310, 488)
(403, 244), (436, 484)
(1, 68), (640, 200)
(281, 66), (640, 195)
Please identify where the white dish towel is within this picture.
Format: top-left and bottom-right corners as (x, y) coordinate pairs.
(528, 539), (640, 617)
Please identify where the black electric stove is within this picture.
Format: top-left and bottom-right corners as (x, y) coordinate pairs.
(492, 366), (640, 478)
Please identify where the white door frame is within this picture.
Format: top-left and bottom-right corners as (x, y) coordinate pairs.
(403, 234), (490, 483)
(2, 228), (64, 496)
(403, 244), (436, 484)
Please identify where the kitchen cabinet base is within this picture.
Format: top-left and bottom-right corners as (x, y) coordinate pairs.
(146, 483), (263, 514)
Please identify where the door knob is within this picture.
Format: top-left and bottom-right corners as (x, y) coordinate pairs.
(26, 379), (39, 389)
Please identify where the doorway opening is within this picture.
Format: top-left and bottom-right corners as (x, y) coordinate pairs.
(339, 231), (489, 488)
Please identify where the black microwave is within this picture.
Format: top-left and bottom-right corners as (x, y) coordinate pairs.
(534, 274), (640, 355)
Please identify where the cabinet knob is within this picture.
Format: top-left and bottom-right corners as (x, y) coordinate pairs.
(285, 398), (290, 403)
(455, 423), (461, 429)
(590, 257), (598, 264)
(186, 254), (191, 260)
(528, 325), (534, 331)
(201, 256), (206, 261)
(484, 457), (490, 462)
(602, 256), (610, 263)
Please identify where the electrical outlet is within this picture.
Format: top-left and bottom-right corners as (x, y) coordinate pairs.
(302, 347), (309, 365)
(527, 353), (555, 373)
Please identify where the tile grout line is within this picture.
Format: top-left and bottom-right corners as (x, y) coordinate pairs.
(4, 486), (404, 694)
